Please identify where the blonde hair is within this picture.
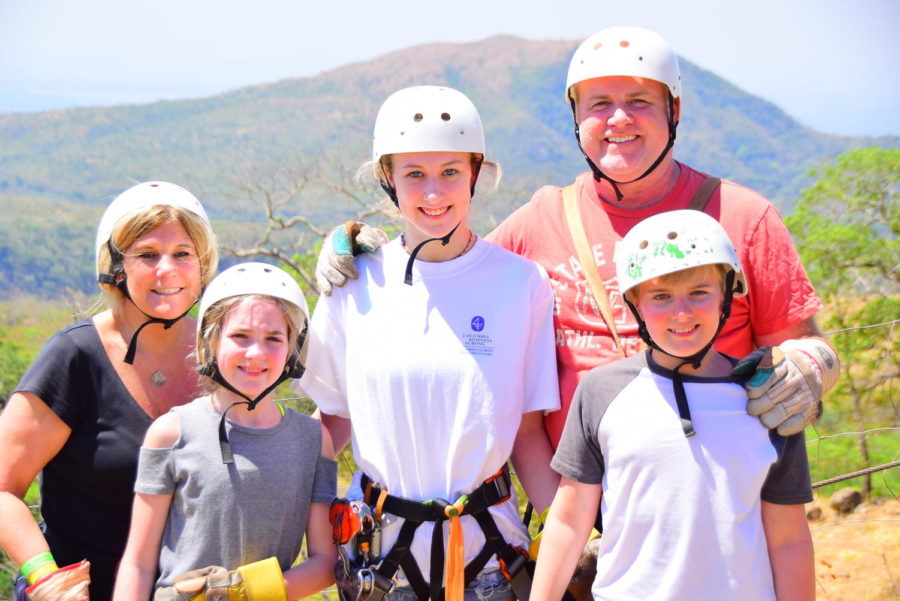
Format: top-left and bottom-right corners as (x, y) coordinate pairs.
(629, 263), (728, 302)
(196, 294), (307, 392)
(357, 153), (502, 220)
(97, 205), (218, 309)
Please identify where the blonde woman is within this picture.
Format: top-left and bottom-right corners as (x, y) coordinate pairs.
(0, 182), (217, 600)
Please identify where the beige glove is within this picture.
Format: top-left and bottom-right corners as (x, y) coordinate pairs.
(735, 338), (840, 436)
(315, 221), (389, 295)
(25, 560), (90, 601)
(153, 557), (287, 601)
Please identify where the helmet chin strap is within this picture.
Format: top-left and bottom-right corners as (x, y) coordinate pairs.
(569, 95), (678, 202)
(99, 240), (197, 365)
(379, 157), (482, 286)
(403, 221), (462, 286)
(122, 314), (187, 365)
(201, 353), (306, 465)
(624, 271), (737, 438)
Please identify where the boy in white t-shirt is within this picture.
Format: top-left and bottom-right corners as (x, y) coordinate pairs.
(531, 210), (818, 601)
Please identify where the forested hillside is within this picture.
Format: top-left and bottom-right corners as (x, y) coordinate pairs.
(1, 35), (896, 298)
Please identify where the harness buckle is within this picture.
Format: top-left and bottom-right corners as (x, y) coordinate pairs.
(483, 466), (512, 504)
(357, 565), (395, 601)
(336, 560), (396, 601)
(497, 546), (529, 581)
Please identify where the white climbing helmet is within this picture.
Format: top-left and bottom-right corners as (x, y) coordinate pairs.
(197, 262), (310, 371)
(373, 86), (485, 159)
(95, 181), (210, 274)
(565, 25), (682, 103)
(615, 210), (746, 298)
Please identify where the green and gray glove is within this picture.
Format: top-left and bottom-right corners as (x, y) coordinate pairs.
(315, 221), (389, 295)
(733, 338), (840, 436)
(154, 557), (286, 601)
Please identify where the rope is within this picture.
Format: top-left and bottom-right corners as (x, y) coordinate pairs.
(811, 460), (900, 489)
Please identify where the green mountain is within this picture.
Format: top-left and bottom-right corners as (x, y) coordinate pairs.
(1, 35), (896, 299)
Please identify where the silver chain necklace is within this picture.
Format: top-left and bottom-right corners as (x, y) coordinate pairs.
(127, 321), (182, 387)
(149, 333), (181, 387)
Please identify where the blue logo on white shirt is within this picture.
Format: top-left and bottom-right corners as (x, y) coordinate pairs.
(463, 316), (493, 357)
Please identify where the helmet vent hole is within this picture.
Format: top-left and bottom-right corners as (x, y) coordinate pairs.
(667, 231), (677, 240)
(413, 113), (424, 122)
(619, 40), (630, 48)
(639, 240), (649, 249)
(441, 112), (451, 121)
(459, 129), (465, 135)
(638, 55), (644, 61)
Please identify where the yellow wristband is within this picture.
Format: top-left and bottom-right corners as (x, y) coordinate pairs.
(21, 552), (58, 585)
(27, 563), (59, 585)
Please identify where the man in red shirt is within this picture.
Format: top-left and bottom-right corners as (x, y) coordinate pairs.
(316, 26), (839, 448)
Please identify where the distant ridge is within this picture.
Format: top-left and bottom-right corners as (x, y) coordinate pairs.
(0, 35), (896, 298)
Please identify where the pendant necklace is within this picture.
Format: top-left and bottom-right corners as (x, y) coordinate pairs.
(149, 332), (181, 387)
(126, 320), (182, 387)
(151, 367), (168, 388)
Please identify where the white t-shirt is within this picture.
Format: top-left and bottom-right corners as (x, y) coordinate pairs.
(301, 236), (560, 582)
(553, 352), (812, 601)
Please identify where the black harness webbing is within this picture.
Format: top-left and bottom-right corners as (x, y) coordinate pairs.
(360, 465), (532, 601)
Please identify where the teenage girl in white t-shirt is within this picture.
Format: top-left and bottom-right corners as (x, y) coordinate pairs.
(300, 85), (561, 601)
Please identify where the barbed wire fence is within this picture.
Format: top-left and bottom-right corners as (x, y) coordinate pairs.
(808, 318), (898, 496)
(788, 318), (898, 599)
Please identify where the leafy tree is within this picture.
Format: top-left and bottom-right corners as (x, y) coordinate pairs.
(785, 147), (899, 497)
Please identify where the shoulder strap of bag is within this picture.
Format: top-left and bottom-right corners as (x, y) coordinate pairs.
(562, 184), (626, 359)
(688, 176), (721, 211)
(560, 176), (721, 360)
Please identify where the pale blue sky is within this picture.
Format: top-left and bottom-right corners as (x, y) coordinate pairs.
(1, 0), (897, 136)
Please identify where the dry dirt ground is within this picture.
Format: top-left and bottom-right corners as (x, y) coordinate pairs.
(809, 497), (900, 600)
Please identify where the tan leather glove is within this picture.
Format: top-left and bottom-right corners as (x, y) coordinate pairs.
(153, 557), (287, 601)
(734, 338), (840, 436)
(25, 560), (90, 601)
(315, 221), (389, 295)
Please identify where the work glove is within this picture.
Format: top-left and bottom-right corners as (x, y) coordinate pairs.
(154, 557), (286, 601)
(733, 338), (840, 436)
(315, 221), (389, 295)
(25, 560), (90, 601)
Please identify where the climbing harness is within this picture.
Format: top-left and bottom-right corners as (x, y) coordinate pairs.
(330, 465), (533, 601)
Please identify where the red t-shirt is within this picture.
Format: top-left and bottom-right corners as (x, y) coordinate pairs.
(487, 164), (823, 446)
